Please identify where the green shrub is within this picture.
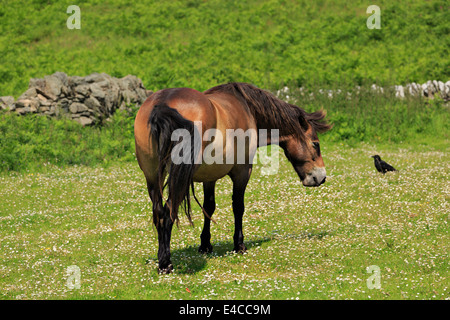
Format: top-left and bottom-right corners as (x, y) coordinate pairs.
(0, 109), (137, 172)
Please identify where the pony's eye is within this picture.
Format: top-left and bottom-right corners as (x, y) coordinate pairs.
(312, 142), (321, 156)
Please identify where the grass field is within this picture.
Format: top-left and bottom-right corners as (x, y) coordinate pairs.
(1, 142), (448, 300)
(0, 0), (448, 301)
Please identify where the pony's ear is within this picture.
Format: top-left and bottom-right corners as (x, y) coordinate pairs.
(298, 115), (310, 131)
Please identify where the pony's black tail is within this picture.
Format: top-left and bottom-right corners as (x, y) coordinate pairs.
(148, 104), (200, 225)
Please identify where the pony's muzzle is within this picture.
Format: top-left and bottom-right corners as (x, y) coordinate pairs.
(302, 167), (326, 187)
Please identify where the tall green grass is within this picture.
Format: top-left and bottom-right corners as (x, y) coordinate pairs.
(281, 83), (450, 144)
(0, 108), (136, 172)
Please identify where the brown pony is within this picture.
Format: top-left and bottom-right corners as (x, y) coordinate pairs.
(134, 82), (332, 273)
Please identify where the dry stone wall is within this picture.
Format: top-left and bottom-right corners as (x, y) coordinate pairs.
(276, 80), (450, 101)
(0, 72), (152, 126)
(1, 73), (448, 126)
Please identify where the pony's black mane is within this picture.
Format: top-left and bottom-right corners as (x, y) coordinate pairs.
(205, 82), (332, 138)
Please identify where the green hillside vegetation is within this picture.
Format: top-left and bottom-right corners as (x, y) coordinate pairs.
(0, 0), (448, 97)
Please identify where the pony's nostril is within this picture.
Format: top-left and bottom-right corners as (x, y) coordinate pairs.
(313, 176), (318, 184)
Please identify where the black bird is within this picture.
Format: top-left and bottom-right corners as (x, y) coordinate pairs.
(371, 155), (396, 174)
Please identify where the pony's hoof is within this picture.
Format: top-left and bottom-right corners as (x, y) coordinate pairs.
(158, 264), (173, 274)
(198, 244), (213, 254)
(233, 244), (247, 254)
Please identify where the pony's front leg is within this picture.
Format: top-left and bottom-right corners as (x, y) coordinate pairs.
(231, 188), (247, 253)
(229, 165), (252, 253)
(199, 181), (216, 253)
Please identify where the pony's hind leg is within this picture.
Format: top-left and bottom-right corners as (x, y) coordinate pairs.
(156, 203), (174, 274)
(148, 184), (174, 274)
(199, 181), (216, 253)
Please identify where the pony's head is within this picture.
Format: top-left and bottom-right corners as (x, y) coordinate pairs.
(282, 109), (332, 187)
(204, 82), (332, 186)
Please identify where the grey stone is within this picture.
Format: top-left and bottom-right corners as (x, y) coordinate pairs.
(85, 73), (108, 83)
(0, 96), (15, 110)
(49, 105), (57, 115)
(43, 74), (63, 97)
(105, 91), (117, 113)
(69, 76), (87, 87)
(69, 103), (78, 113)
(104, 81), (121, 113)
(69, 102), (88, 113)
(89, 83), (105, 99)
(75, 94), (85, 101)
(36, 93), (53, 107)
(96, 80), (111, 88)
(15, 98), (39, 110)
(52, 72), (69, 87)
(78, 104), (89, 112)
(79, 111), (91, 117)
(75, 116), (94, 126)
(37, 93), (48, 102)
(84, 96), (101, 110)
(427, 80), (436, 95)
(122, 89), (138, 103)
(18, 88), (37, 100)
(119, 75), (141, 90)
(60, 85), (71, 97)
(422, 83), (429, 96)
(29, 78), (46, 90)
(39, 100), (52, 107)
(74, 84), (90, 96)
(395, 85), (405, 98)
(0, 96), (14, 105)
(432, 80), (438, 91)
(35, 87), (57, 101)
(444, 81), (450, 96)
(15, 107), (27, 114)
(410, 82), (422, 95)
(59, 98), (70, 108)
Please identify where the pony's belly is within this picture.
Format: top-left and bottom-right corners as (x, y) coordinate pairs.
(193, 163), (234, 182)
